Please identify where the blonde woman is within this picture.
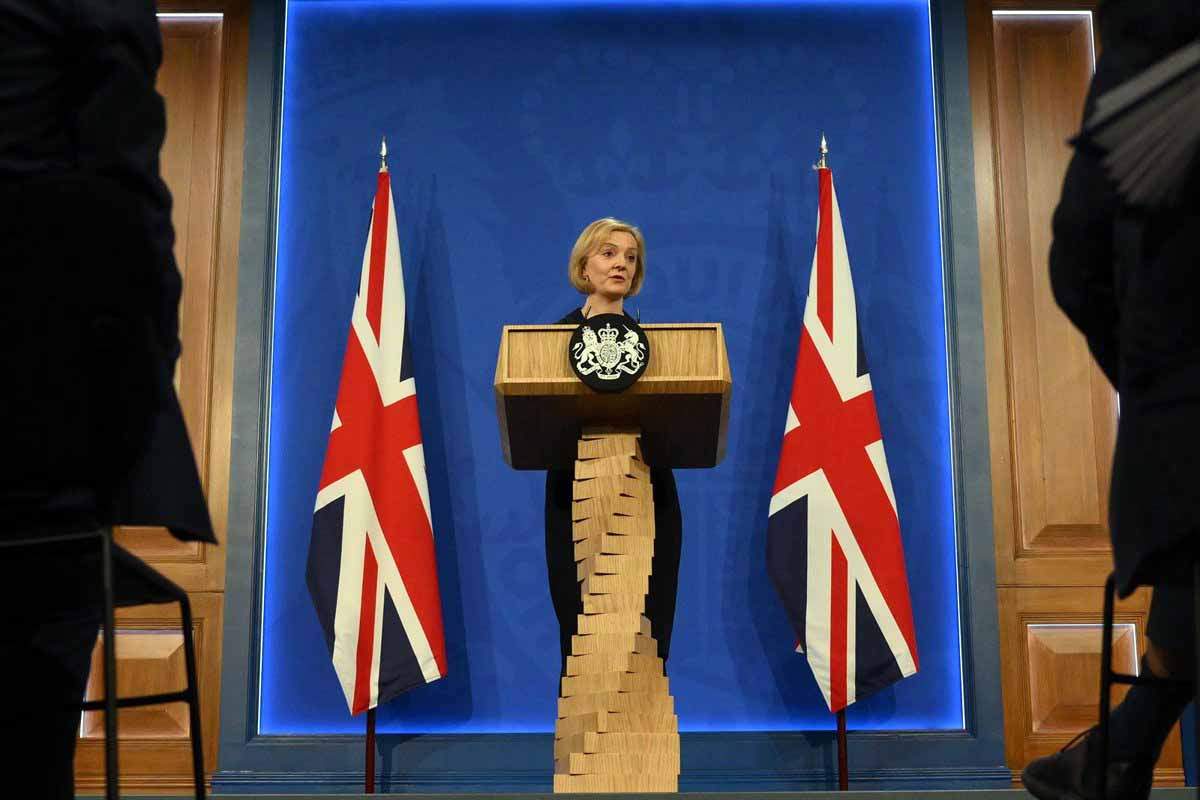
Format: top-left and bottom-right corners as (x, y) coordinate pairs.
(544, 218), (683, 674)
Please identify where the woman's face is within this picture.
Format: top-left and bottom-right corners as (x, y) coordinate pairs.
(582, 230), (639, 300)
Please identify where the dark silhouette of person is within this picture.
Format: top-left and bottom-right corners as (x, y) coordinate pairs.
(1022, 2), (1200, 798)
(0, 2), (215, 797)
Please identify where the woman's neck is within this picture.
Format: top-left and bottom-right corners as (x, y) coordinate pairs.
(582, 293), (624, 318)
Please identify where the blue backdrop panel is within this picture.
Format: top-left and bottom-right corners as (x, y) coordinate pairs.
(264, 0), (959, 735)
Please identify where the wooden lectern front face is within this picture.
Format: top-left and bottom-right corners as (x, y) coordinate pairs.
(494, 323), (732, 469)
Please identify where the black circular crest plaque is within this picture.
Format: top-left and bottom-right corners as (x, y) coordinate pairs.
(568, 313), (651, 393)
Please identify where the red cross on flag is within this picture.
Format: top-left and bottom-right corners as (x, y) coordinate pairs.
(766, 164), (919, 713)
(306, 162), (447, 714)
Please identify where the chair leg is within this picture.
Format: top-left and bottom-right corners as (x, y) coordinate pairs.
(179, 595), (206, 800)
(1098, 574), (1117, 800)
(100, 529), (120, 800)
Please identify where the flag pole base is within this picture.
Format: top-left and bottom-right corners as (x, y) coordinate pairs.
(836, 708), (848, 791)
(366, 707), (376, 794)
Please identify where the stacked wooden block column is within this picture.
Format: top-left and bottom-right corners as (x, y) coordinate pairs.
(552, 428), (681, 793)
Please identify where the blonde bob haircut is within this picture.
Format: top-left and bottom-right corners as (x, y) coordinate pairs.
(567, 217), (646, 297)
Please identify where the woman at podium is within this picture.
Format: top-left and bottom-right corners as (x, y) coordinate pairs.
(544, 217), (683, 674)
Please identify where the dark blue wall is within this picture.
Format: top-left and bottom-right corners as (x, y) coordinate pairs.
(217, 0), (1007, 791)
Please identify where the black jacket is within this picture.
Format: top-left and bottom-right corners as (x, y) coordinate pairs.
(1050, 0), (1200, 594)
(0, 0), (212, 541)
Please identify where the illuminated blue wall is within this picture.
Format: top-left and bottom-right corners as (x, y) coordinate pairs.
(217, 0), (1008, 790)
(261, 0), (959, 736)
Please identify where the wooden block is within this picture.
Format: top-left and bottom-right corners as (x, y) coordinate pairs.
(640, 615), (653, 637)
(577, 435), (643, 462)
(576, 611), (644, 635)
(573, 475), (652, 501)
(557, 750), (681, 775)
(553, 773), (678, 792)
(558, 690), (674, 719)
(581, 425), (642, 439)
(565, 651), (663, 676)
(565, 633), (657, 659)
(569, 516), (605, 542)
(575, 534), (654, 561)
(570, 633), (638, 656)
(571, 494), (651, 522)
(554, 709), (678, 738)
(572, 514), (654, 541)
(582, 593), (646, 614)
(632, 633), (658, 655)
(554, 710), (608, 739)
(574, 455), (649, 481)
(612, 514), (655, 537)
(581, 573), (648, 596)
(602, 710), (678, 733)
(553, 730), (680, 761)
(561, 671), (670, 698)
(576, 555), (652, 583)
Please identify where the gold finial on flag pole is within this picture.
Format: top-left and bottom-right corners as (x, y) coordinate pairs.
(815, 134), (828, 170)
(380, 137), (389, 173)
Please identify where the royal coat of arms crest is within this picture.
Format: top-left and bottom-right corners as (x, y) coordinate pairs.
(568, 314), (651, 393)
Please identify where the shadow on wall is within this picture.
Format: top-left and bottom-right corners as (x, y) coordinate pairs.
(723, 173), (817, 718)
(375, 177), (491, 739)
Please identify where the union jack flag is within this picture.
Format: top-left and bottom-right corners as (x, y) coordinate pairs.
(767, 165), (918, 713)
(306, 163), (447, 714)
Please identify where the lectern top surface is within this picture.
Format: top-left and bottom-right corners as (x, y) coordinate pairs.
(495, 323), (729, 398)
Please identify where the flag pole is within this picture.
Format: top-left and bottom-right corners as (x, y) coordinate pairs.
(818, 133), (847, 792)
(362, 136), (387, 798)
(836, 708), (848, 790)
(366, 708), (377, 793)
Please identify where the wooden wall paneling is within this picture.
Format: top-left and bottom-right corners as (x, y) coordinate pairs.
(110, 18), (212, 566)
(996, 586), (1183, 784)
(82, 629), (193, 740)
(969, 1), (1110, 587)
(992, 13), (1113, 560)
(74, 1), (249, 791)
(988, 9), (1116, 584)
(967, 0), (1181, 784)
(113, 7), (245, 594)
(74, 593), (225, 792)
(1026, 622), (1137, 733)
(113, 14), (220, 589)
(162, 15), (222, 487)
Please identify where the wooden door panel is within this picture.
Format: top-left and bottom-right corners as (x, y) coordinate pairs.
(990, 12), (1116, 573)
(997, 586), (1183, 783)
(113, 13), (226, 593)
(74, 593), (224, 791)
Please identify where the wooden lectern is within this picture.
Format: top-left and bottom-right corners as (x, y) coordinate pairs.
(494, 323), (732, 793)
